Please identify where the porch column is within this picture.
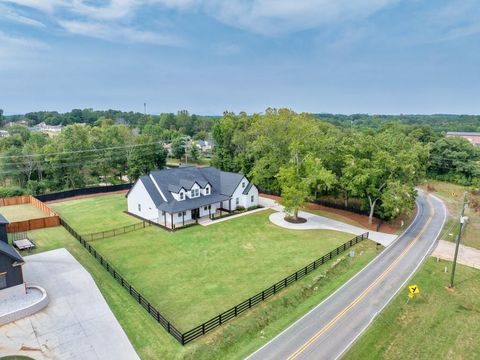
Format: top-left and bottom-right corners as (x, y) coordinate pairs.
(182, 211), (185, 226)
(209, 206), (211, 219)
(164, 212), (166, 227)
(170, 213), (173, 230)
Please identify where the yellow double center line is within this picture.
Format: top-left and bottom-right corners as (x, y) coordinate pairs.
(287, 198), (434, 360)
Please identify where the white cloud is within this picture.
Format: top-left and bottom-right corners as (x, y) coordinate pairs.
(59, 20), (183, 46)
(202, 0), (400, 35)
(0, 6), (46, 27)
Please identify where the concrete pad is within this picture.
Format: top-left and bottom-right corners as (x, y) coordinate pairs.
(0, 248), (139, 360)
(431, 240), (480, 269)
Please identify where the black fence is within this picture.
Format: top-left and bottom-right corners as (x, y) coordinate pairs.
(182, 232), (368, 344)
(81, 221), (153, 241)
(36, 183), (133, 202)
(61, 214), (368, 345)
(60, 218), (184, 343)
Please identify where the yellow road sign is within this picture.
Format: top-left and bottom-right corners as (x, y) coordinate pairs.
(408, 285), (420, 295)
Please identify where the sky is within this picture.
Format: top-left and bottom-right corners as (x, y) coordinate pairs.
(0, 0), (479, 115)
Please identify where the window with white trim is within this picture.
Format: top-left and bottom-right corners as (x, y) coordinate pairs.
(195, 189), (199, 197)
(180, 192), (184, 200)
(191, 190), (194, 197)
(251, 195), (254, 202)
(236, 197), (239, 205)
(242, 182), (246, 188)
(206, 187), (210, 195)
(138, 204), (141, 212)
(178, 213), (182, 218)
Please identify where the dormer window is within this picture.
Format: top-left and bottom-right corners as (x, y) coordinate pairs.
(242, 182), (246, 188)
(195, 189), (199, 197)
(206, 187), (210, 195)
(180, 192), (184, 200)
(191, 190), (194, 197)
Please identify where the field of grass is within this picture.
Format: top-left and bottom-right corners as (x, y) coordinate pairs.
(50, 193), (139, 233)
(26, 225), (380, 359)
(93, 209), (355, 330)
(0, 204), (47, 222)
(421, 181), (480, 249)
(344, 258), (480, 360)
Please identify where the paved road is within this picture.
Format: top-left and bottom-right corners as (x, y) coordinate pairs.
(247, 191), (446, 360)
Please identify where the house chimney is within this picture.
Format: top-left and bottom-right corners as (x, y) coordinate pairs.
(0, 214), (9, 243)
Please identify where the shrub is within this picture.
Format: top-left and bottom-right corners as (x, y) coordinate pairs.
(0, 186), (26, 198)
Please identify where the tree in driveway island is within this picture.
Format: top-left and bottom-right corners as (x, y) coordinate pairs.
(277, 144), (335, 222)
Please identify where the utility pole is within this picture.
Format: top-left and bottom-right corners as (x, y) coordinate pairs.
(449, 191), (469, 288)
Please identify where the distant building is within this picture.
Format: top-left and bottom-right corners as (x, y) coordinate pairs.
(446, 132), (480, 146)
(30, 122), (63, 134)
(194, 139), (214, 153)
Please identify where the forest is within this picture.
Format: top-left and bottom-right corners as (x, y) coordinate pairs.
(0, 108), (479, 222)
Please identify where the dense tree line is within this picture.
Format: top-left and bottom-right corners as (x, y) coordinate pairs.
(212, 109), (479, 222)
(315, 113), (480, 133)
(0, 122), (170, 196)
(1, 107), (478, 221)
(3, 108), (217, 137)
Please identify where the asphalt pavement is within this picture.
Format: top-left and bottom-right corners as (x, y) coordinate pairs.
(246, 191), (446, 360)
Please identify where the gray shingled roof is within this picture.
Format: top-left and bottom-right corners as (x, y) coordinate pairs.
(0, 241), (23, 263)
(139, 175), (164, 208)
(158, 193), (230, 213)
(131, 166), (248, 213)
(242, 182), (253, 195)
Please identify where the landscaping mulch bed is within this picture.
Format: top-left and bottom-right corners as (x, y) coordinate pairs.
(284, 216), (307, 224)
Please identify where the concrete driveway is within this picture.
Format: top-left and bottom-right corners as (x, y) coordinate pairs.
(262, 196), (397, 247)
(0, 248), (139, 360)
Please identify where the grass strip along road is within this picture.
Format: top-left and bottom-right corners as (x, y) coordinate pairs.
(247, 190), (447, 360)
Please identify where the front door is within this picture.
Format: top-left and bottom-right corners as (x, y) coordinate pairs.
(191, 208), (200, 220)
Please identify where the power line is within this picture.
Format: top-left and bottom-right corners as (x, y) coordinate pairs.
(0, 141), (166, 160)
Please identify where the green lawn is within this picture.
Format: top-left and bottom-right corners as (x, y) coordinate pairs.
(421, 181), (480, 249)
(49, 193), (139, 233)
(0, 204), (47, 222)
(25, 225), (379, 360)
(344, 258), (480, 360)
(93, 210), (355, 330)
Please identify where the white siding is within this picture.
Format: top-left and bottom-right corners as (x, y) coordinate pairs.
(171, 189), (186, 201)
(222, 177), (258, 210)
(127, 180), (159, 222)
(243, 185), (259, 208)
(187, 183), (201, 199)
(171, 210), (192, 225)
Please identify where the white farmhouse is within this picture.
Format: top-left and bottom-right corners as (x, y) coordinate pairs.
(126, 166), (258, 229)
